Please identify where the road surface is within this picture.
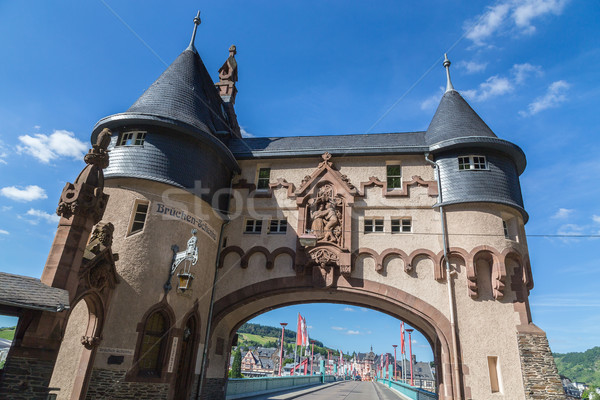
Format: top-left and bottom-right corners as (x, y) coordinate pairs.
(243, 380), (406, 400)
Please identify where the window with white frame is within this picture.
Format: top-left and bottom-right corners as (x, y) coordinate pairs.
(458, 155), (487, 170)
(386, 164), (402, 190)
(391, 218), (412, 233)
(364, 219), (384, 233)
(118, 131), (147, 146)
(268, 219), (287, 234)
(256, 167), (271, 190)
(244, 219), (262, 234)
(129, 200), (149, 235)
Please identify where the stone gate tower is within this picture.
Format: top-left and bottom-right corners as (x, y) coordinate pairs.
(0, 14), (564, 400)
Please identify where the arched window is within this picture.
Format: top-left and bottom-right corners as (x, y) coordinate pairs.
(138, 311), (168, 377)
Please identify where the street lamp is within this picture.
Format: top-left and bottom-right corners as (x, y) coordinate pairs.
(406, 328), (414, 386)
(310, 340), (315, 376)
(392, 345), (397, 381)
(298, 231), (318, 247)
(279, 322), (288, 376)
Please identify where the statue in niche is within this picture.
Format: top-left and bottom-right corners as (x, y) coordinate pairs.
(308, 184), (343, 246)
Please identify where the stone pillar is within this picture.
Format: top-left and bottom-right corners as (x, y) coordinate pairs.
(0, 130), (112, 400)
(517, 330), (565, 400)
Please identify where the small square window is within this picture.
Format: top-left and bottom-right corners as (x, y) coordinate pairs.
(257, 168), (271, 190)
(130, 201), (149, 234)
(386, 164), (402, 190)
(459, 155), (487, 170)
(119, 131), (146, 146)
(502, 221), (509, 239)
(244, 219), (262, 234)
(364, 219), (383, 233)
(268, 219), (287, 234)
(392, 218), (412, 233)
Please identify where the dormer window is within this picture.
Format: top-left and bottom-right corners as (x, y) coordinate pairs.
(118, 131), (147, 146)
(458, 155), (487, 170)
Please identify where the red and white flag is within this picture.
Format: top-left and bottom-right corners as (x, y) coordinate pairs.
(296, 313), (304, 346)
(400, 321), (405, 355)
(302, 316), (309, 347)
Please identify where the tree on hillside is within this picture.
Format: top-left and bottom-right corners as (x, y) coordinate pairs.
(231, 348), (243, 378)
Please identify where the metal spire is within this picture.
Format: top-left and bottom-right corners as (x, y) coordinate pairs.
(443, 53), (455, 92)
(187, 11), (201, 52)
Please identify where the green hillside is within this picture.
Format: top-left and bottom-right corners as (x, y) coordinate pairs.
(554, 347), (600, 386)
(0, 327), (15, 341)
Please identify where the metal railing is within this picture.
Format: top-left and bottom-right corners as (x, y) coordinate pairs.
(226, 374), (336, 399)
(375, 377), (437, 400)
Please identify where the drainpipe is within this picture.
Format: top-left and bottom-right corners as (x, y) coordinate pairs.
(197, 177), (234, 399)
(424, 153), (462, 400)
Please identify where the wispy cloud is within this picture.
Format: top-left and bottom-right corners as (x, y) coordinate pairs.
(0, 185), (47, 202)
(463, 75), (514, 101)
(0, 229), (9, 235)
(420, 87), (444, 111)
(343, 307), (355, 312)
(457, 60), (488, 74)
(512, 63), (543, 84)
(0, 140), (8, 165)
(520, 80), (570, 116)
(463, 63), (543, 102)
(552, 208), (573, 219)
(593, 215), (600, 224)
(17, 130), (87, 163)
(1, 206), (12, 212)
(25, 209), (60, 224)
(331, 326), (345, 331)
(346, 330), (360, 335)
(465, 0), (569, 46)
(240, 126), (255, 138)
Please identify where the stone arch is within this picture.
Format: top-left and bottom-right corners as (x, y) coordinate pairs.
(353, 248), (379, 271)
(271, 247), (296, 271)
(241, 246), (271, 269)
(379, 248), (409, 273)
(219, 246), (244, 269)
(49, 292), (105, 400)
(407, 249), (439, 278)
(470, 246), (505, 300)
(127, 299), (176, 382)
(206, 276), (459, 400)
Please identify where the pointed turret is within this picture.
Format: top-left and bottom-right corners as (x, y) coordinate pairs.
(425, 55), (497, 145)
(90, 12), (239, 206)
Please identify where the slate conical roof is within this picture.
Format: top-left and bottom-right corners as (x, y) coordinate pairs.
(425, 89), (497, 145)
(127, 48), (227, 135)
(92, 46), (229, 141)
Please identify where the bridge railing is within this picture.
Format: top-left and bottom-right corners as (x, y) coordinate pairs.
(375, 377), (437, 400)
(226, 375), (336, 399)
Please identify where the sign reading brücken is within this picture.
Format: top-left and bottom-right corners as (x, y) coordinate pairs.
(153, 202), (217, 241)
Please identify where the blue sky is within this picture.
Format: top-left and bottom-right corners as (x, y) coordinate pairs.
(0, 1), (598, 360)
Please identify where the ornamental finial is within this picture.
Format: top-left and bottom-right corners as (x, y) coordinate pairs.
(187, 11), (202, 52)
(443, 53), (454, 92)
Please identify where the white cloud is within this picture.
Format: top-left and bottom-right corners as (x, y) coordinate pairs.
(512, 0), (569, 34)
(465, 3), (511, 46)
(0, 185), (47, 202)
(457, 60), (488, 74)
(17, 130), (87, 163)
(346, 330), (360, 335)
(343, 307), (355, 312)
(0, 140), (8, 165)
(1, 206), (12, 211)
(465, 0), (569, 45)
(511, 63), (543, 84)
(520, 80), (570, 116)
(552, 208), (573, 219)
(592, 215), (600, 224)
(420, 86), (445, 111)
(0, 229), (9, 235)
(463, 75), (514, 101)
(331, 326), (345, 331)
(240, 127), (255, 138)
(26, 209), (60, 224)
